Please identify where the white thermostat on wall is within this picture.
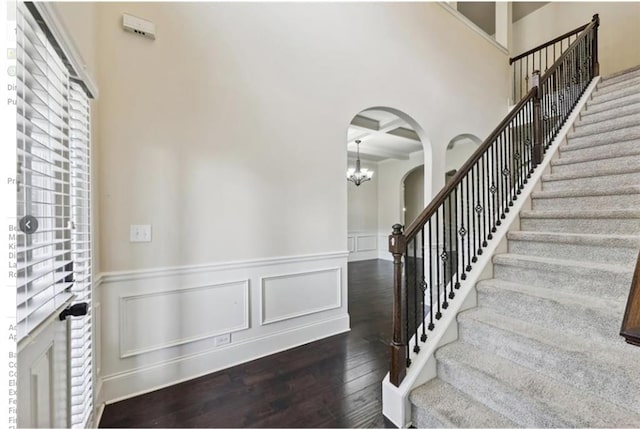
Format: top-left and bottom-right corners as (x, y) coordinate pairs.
(122, 13), (156, 40)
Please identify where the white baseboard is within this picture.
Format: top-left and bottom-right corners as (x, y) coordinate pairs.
(102, 314), (349, 404)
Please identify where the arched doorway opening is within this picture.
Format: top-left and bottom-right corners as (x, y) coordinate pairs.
(346, 107), (431, 262)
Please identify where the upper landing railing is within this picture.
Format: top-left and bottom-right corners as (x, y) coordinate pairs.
(388, 15), (600, 387)
(510, 17), (599, 102)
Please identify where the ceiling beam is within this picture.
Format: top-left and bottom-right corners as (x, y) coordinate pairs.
(387, 127), (421, 142)
(350, 115), (380, 131)
(347, 143), (409, 160)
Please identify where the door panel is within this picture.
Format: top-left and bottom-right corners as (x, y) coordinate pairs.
(18, 313), (70, 428)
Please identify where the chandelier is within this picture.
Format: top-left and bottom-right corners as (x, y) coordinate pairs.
(347, 139), (374, 186)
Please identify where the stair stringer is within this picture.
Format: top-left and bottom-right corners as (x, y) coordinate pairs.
(381, 76), (602, 428)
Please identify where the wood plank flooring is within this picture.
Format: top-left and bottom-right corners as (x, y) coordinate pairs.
(99, 259), (396, 428)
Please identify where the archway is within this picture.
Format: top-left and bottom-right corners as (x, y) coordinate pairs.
(346, 107), (431, 262)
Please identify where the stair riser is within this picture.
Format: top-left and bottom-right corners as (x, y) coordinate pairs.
(411, 408), (452, 428)
(551, 154), (640, 175)
(476, 285), (622, 341)
(567, 125), (640, 148)
(532, 193), (640, 211)
(507, 239), (639, 266)
(520, 217), (640, 235)
(570, 113), (640, 138)
(457, 318), (640, 413)
(578, 101), (640, 127)
(558, 139), (640, 162)
(542, 171), (640, 192)
(436, 357), (570, 427)
(583, 92), (640, 116)
(600, 68), (640, 88)
(493, 262), (631, 300)
(591, 85), (640, 105)
(596, 74), (640, 94)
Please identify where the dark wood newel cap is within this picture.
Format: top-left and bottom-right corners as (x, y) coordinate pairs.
(392, 224), (403, 235)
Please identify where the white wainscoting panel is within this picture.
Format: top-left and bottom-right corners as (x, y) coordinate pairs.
(347, 237), (355, 252)
(98, 251), (349, 404)
(348, 231), (378, 261)
(261, 268), (341, 325)
(120, 280), (249, 358)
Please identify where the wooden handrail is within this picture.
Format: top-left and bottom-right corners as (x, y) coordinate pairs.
(621, 251), (640, 346)
(509, 23), (588, 65)
(388, 14), (600, 388)
(403, 87), (536, 240)
(540, 15), (600, 85)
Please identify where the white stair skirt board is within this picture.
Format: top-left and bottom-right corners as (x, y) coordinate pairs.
(405, 66), (640, 428)
(97, 251), (349, 404)
(381, 76), (602, 428)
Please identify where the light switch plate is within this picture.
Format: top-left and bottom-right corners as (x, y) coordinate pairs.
(130, 224), (152, 242)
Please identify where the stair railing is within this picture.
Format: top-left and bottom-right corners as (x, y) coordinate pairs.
(621, 251), (640, 347)
(510, 15), (599, 103)
(388, 15), (600, 387)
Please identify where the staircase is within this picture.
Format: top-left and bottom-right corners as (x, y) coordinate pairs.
(409, 67), (640, 427)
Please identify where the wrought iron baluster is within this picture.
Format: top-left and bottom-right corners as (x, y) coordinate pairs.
(441, 203), (449, 310)
(465, 175), (471, 271)
(435, 210), (441, 320)
(404, 243), (411, 367)
(428, 220), (434, 330)
(420, 227), (427, 341)
(413, 236), (419, 354)
(454, 184), (461, 290)
(471, 165), (478, 262)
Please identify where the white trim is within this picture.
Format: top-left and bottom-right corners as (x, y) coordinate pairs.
(98, 251), (349, 284)
(438, 2), (509, 55)
(382, 76), (601, 428)
(260, 267), (342, 325)
(16, 295), (75, 353)
(101, 314), (350, 405)
(32, 3), (99, 98)
(119, 280), (250, 358)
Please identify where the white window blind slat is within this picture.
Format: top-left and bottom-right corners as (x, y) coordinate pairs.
(17, 5), (94, 427)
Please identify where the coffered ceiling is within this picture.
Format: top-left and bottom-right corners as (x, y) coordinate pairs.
(347, 109), (423, 162)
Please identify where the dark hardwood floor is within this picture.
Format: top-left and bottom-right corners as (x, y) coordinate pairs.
(99, 259), (396, 428)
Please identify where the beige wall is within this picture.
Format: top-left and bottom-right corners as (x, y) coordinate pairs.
(512, 2), (640, 77)
(403, 167), (424, 227)
(347, 160), (378, 233)
(61, 2), (509, 272)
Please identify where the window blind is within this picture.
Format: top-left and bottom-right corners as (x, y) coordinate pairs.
(16, 1), (73, 341)
(17, 4), (94, 428)
(69, 81), (93, 428)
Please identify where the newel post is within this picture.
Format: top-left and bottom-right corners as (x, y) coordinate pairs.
(389, 223), (407, 387)
(592, 14), (600, 77)
(531, 70), (543, 165)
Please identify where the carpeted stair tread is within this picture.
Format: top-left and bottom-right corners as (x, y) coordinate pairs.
(532, 185), (640, 198)
(599, 65), (640, 87)
(476, 279), (625, 341)
(507, 230), (640, 248)
(435, 342), (640, 427)
(542, 163), (640, 181)
(492, 253), (633, 300)
(457, 308), (640, 412)
(410, 378), (516, 428)
(554, 145), (640, 164)
(550, 153), (640, 176)
(590, 82), (640, 105)
(506, 231), (640, 266)
(569, 111), (640, 138)
(581, 90), (640, 116)
(566, 123), (640, 147)
(520, 208), (640, 219)
(595, 73), (640, 95)
(578, 100), (640, 126)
